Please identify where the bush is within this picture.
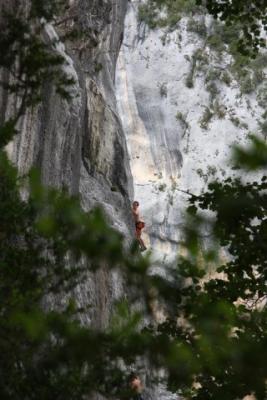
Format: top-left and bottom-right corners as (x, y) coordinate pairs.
(207, 165), (217, 176)
(240, 75), (255, 94)
(138, 0), (198, 30)
(138, 4), (158, 28)
(158, 183), (167, 192)
(159, 82), (168, 97)
(207, 34), (226, 53)
(205, 68), (221, 83)
(230, 115), (241, 127)
(187, 17), (207, 37)
(251, 53), (267, 70)
(160, 33), (170, 46)
(185, 49), (204, 89)
(259, 120), (267, 138)
(221, 71), (232, 86)
(176, 111), (190, 137)
(215, 22), (241, 45)
(257, 84), (267, 108)
(185, 73), (194, 88)
(200, 107), (213, 129)
(253, 69), (265, 86)
(213, 100), (226, 119)
(239, 68), (264, 95)
(230, 52), (250, 78)
(206, 81), (219, 101)
(163, 0), (197, 16)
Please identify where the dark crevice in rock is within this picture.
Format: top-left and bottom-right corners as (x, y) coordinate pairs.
(112, 135), (128, 197)
(0, 70), (10, 125)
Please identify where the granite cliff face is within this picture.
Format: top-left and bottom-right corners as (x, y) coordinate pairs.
(0, 0), (133, 328)
(116, 0), (266, 268)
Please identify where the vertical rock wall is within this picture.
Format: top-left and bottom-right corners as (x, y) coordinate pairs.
(116, 0), (266, 268)
(0, 0), (133, 327)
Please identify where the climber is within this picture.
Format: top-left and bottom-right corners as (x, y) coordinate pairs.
(132, 201), (147, 251)
(129, 373), (152, 400)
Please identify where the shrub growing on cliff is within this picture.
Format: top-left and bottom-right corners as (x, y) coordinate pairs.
(159, 82), (168, 97)
(138, 4), (158, 29)
(259, 119), (267, 139)
(176, 111), (190, 137)
(141, 0), (266, 56)
(138, 0), (198, 29)
(187, 17), (207, 38)
(199, 106), (213, 129)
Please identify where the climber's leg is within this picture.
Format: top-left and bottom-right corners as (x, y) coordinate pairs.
(139, 237), (147, 252)
(135, 225), (147, 251)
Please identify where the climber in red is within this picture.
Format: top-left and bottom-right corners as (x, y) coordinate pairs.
(132, 201), (147, 251)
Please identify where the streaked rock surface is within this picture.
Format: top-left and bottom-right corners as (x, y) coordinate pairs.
(116, 0), (266, 267)
(0, 0), (133, 327)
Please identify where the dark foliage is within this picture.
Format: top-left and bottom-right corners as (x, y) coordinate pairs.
(1, 1), (267, 399)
